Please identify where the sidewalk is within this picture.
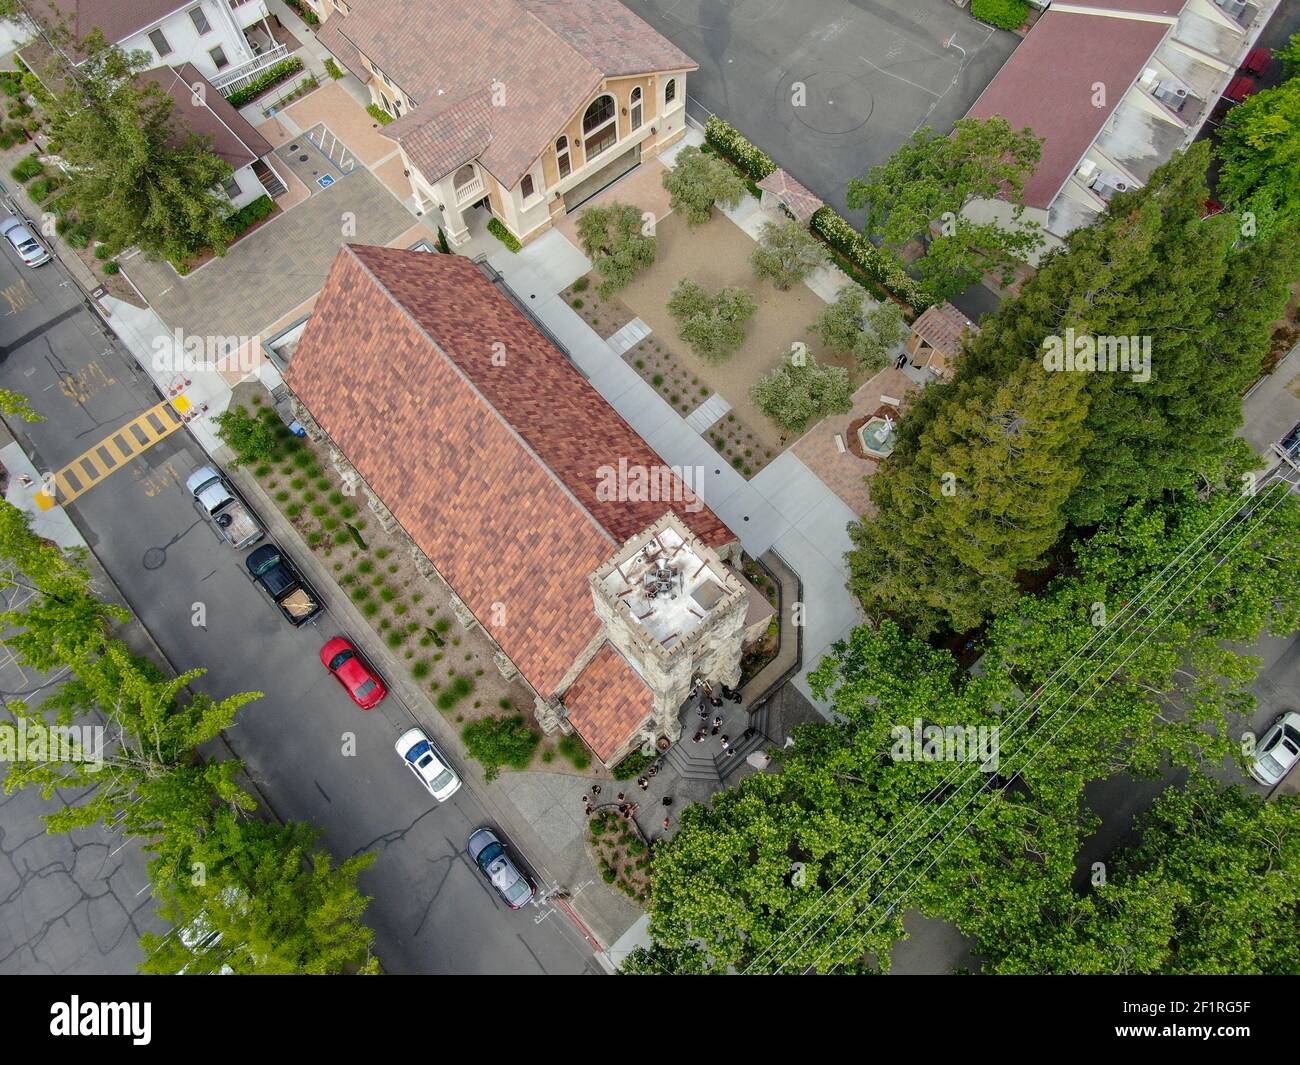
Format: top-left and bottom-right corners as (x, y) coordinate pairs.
(222, 457), (643, 949)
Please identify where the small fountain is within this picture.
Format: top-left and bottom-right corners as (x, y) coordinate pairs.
(858, 411), (897, 458)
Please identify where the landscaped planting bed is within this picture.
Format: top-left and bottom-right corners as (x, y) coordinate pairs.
(587, 808), (652, 903)
(237, 392), (603, 781)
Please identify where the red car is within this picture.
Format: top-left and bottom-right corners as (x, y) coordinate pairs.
(320, 637), (388, 710)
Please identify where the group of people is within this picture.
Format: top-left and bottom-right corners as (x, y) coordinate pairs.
(583, 780), (674, 831)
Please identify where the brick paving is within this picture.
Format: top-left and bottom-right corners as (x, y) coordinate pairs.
(120, 167), (422, 340)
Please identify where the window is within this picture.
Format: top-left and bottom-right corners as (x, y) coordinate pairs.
(148, 29), (171, 57)
(665, 78), (677, 105)
(222, 174), (241, 199)
(379, 91), (392, 114)
(520, 173), (535, 200)
(582, 94), (617, 158)
(209, 45), (228, 70)
(630, 86), (642, 131)
(189, 6), (211, 34)
(556, 136), (571, 179)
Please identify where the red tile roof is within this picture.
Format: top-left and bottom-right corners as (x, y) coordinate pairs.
(561, 642), (654, 763)
(316, 0), (696, 187)
(966, 10), (1172, 210)
(757, 168), (824, 224)
(910, 302), (976, 359)
(286, 245), (734, 698)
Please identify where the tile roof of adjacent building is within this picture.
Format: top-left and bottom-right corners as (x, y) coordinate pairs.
(560, 642), (654, 763)
(966, 8), (1173, 210)
(756, 168), (824, 224)
(148, 64), (272, 170)
(316, 0), (696, 188)
(286, 245), (734, 698)
(910, 302), (977, 359)
(48, 0), (184, 43)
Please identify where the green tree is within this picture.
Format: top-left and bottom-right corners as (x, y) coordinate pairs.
(661, 145), (747, 227)
(140, 811), (379, 975)
(915, 214), (1043, 300)
(749, 218), (825, 290)
(847, 117), (1042, 246)
(855, 301), (909, 374)
(461, 714), (539, 781)
(848, 360), (1090, 635)
(813, 286), (907, 373)
(1217, 76), (1300, 227)
(1277, 31), (1300, 79)
(0, 388), (44, 422)
(574, 202), (656, 298)
(215, 405), (280, 465)
(750, 352), (852, 434)
(667, 279), (757, 363)
(42, 29), (234, 262)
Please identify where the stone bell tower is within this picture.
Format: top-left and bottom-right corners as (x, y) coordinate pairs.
(588, 512), (749, 743)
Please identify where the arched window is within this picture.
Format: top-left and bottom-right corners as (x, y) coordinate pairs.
(630, 86), (642, 131)
(520, 173), (535, 200)
(556, 135), (571, 179)
(664, 78), (676, 106)
(582, 94), (617, 158)
(379, 91), (392, 115)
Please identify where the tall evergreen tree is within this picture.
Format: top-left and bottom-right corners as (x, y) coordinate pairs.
(848, 360), (1089, 636)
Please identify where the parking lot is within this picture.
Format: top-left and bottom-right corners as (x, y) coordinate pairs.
(627, 0), (1020, 222)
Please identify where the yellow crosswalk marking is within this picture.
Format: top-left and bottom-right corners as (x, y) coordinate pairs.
(34, 397), (188, 511)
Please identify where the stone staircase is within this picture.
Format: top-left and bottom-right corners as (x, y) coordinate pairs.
(663, 698), (774, 785)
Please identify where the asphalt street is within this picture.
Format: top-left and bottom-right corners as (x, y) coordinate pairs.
(0, 243), (599, 974)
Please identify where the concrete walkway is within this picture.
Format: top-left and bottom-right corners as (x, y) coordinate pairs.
(464, 191), (865, 712)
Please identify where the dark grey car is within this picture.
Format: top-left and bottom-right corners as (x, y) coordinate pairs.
(467, 827), (534, 909)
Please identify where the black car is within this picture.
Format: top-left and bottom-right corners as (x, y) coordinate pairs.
(1279, 420), (1300, 461)
(246, 543), (323, 626)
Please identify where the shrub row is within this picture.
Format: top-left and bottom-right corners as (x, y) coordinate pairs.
(366, 103), (393, 126)
(487, 216), (520, 252)
(226, 194), (276, 235)
(810, 206), (935, 312)
(225, 57), (304, 108)
(704, 115), (776, 183)
(705, 113), (933, 312)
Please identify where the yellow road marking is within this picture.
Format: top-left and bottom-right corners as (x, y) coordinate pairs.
(58, 361), (117, 404)
(1, 279), (33, 315)
(34, 397), (187, 510)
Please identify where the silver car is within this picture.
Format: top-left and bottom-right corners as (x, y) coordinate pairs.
(467, 827), (534, 909)
(0, 215), (51, 267)
(1248, 710), (1300, 787)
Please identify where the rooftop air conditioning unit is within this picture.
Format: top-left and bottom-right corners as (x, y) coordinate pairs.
(1139, 68), (1160, 90)
(1153, 79), (1190, 111)
(1076, 159), (1098, 181)
(1216, 0), (1247, 18)
(1090, 170), (1131, 200)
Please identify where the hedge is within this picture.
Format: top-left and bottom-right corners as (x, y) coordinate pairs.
(366, 103), (393, 126)
(971, 0), (1029, 30)
(226, 194), (276, 235)
(224, 57), (304, 108)
(487, 216), (520, 252)
(810, 206), (935, 312)
(704, 115), (776, 183)
(704, 113), (932, 311)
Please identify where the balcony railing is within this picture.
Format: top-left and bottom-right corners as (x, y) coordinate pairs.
(454, 175), (485, 203)
(211, 42), (290, 96)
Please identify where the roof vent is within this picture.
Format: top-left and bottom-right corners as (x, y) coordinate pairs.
(1139, 68), (1160, 90)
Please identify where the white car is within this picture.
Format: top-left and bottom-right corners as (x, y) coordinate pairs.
(0, 215), (51, 267)
(395, 727), (462, 801)
(1248, 710), (1300, 787)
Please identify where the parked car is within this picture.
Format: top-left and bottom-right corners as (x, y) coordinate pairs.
(320, 636), (387, 710)
(245, 543), (323, 627)
(467, 827), (534, 909)
(187, 465), (264, 549)
(0, 216), (51, 267)
(1248, 710), (1300, 787)
(1277, 420), (1300, 463)
(394, 727), (462, 801)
